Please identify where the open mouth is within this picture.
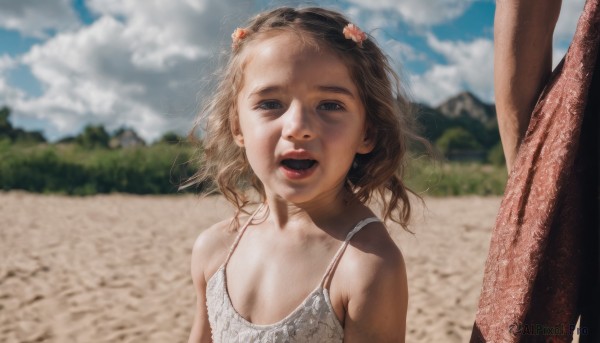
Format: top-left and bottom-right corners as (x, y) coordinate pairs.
(281, 159), (317, 171)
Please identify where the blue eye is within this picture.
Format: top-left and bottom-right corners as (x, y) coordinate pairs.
(258, 101), (282, 110)
(318, 102), (344, 111)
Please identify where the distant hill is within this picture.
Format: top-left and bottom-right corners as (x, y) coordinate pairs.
(436, 91), (497, 129)
(413, 92), (501, 155)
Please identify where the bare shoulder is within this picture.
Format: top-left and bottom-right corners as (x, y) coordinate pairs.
(191, 218), (238, 285)
(337, 221), (408, 342)
(189, 218), (239, 343)
(340, 221), (406, 288)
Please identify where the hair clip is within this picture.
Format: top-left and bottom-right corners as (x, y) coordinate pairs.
(343, 23), (367, 47)
(231, 27), (249, 49)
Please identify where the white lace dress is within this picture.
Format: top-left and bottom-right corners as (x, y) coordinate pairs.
(205, 205), (380, 342)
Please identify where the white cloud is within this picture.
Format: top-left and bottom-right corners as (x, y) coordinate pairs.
(552, 0), (586, 67)
(16, 16), (167, 139)
(386, 39), (428, 63)
(0, 54), (17, 73)
(554, 0), (586, 43)
(0, 55), (22, 118)
(0, 0), (80, 38)
(6, 0), (254, 142)
(346, 0), (474, 26)
(410, 34), (494, 105)
(0, 78), (25, 106)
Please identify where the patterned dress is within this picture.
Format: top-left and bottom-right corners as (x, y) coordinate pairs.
(471, 1), (600, 342)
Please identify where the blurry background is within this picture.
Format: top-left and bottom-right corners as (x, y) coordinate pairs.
(0, 0), (583, 142)
(0, 0), (586, 196)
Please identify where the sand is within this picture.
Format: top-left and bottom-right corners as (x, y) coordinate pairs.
(0, 191), (535, 342)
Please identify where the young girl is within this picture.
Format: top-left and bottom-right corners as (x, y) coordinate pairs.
(187, 7), (421, 342)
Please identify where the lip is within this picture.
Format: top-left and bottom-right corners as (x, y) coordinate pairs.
(278, 150), (318, 162)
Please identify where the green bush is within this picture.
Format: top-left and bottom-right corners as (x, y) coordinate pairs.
(0, 148), (87, 193)
(487, 142), (506, 166)
(0, 144), (198, 195)
(435, 127), (483, 155)
(0, 142), (508, 197)
(404, 157), (507, 196)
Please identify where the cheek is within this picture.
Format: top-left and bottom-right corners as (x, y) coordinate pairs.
(327, 122), (364, 147)
(240, 122), (278, 169)
(240, 117), (274, 144)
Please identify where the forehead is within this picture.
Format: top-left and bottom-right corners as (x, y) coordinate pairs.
(238, 31), (358, 95)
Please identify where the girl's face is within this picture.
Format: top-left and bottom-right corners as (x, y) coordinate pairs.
(234, 31), (374, 207)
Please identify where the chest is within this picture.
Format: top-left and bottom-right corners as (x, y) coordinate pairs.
(223, 231), (346, 326)
(206, 268), (344, 342)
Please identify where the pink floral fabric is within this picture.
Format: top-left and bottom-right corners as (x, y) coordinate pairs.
(471, 0), (600, 342)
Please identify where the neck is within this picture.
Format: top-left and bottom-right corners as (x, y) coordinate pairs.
(265, 188), (355, 231)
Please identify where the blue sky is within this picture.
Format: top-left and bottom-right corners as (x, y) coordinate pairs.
(0, 0), (584, 142)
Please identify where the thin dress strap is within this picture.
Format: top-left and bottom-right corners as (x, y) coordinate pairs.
(319, 217), (380, 288)
(223, 203), (265, 266)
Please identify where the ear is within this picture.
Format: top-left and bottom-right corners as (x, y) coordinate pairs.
(233, 130), (244, 147)
(356, 126), (375, 154)
(231, 116), (244, 147)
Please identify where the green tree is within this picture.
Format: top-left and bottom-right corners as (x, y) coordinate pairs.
(453, 116), (500, 149)
(76, 125), (110, 149)
(0, 106), (46, 143)
(0, 106), (13, 138)
(157, 131), (183, 145)
(413, 104), (453, 143)
(12, 129), (46, 144)
(435, 127), (483, 155)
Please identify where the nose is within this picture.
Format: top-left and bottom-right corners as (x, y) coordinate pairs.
(282, 102), (314, 141)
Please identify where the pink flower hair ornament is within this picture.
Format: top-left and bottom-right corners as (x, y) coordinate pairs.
(343, 23), (367, 47)
(231, 27), (249, 49)
(231, 23), (366, 50)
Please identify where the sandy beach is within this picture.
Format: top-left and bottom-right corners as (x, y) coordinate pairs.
(1, 192), (508, 342)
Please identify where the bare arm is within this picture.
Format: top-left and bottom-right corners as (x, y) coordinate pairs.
(343, 235), (408, 342)
(494, 0), (562, 171)
(188, 234), (214, 343)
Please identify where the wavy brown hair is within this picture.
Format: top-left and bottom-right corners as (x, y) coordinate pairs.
(184, 7), (426, 231)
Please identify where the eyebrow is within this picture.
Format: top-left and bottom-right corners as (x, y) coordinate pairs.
(248, 85), (281, 99)
(248, 85), (356, 99)
(317, 85), (355, 99)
